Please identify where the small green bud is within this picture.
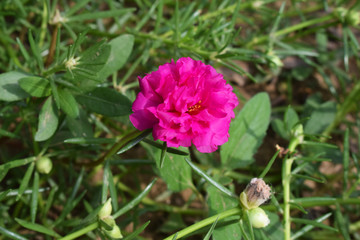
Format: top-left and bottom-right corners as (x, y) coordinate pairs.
(335, 7), (360, 26)
(268, 54), (283, 69)
(98, 198), (112, 219)
(240, 178), (271, 210)
(104, 225), (123, 239)
(36, 157), (53, 174)
(345, 10), (360, 26)
(248, 208), (270, 228)
(292, 124), (304, 144)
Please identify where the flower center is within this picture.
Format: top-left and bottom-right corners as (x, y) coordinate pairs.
(186, 100), (203, 115)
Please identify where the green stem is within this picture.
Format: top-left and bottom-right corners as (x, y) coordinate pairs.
(39, 0), (48, 48)
(282, 157), (294, 240)
(42, 63), (66, 77)
(163, 207), (242, 240)
(58, 222), (98, 240)
(246, 14), (334, 47)
(282, 137), (300, 240)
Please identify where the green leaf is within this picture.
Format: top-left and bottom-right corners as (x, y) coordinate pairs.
(16, 163), (35, 201)
(207, 184), (241, 240)
(65, 109), (93, 138)
(0, 71), (30, 101)
(76, 87), (132, 117)
(203, 217), (219, 240)
(185, 158), (235, 198)
(66, 9), (135, 22)
(64, 137), (116, 145)
(31, 172), (39, 223)
(304, 101), (336, 134)
(335, 203), (351, 240)
(221, 92), (271, 168)
(0, 189), (12, 201)
(142, 139), (189, 156)
(0, 226), (28, 240)
(117, 129), (152, 154)
(98, 34), (134, 79)
(292, 213), (332, 239)
(58, 88), (79, 118)
(113, 179), (156, 218)
(15, 218), (61, 238)
(65, 41), (111, 90)
(19, 77), (51, 97)
(291, 217), (338, 232)
(123, 221), (150, 240)
(143, 143), (192, 192)
(0, 156), (36, 182)
(35, 97), (59, 141)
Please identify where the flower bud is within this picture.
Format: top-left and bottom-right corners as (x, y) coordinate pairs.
(248, 207), (270, 228)
(65, 57), (80, 70)
(104, 225), (123, 239)
(345, 10), (360, 26)
(36, 157), (53, 174)
(292, 124), (304, 144)
(98, 198), (112, 219)
(335, 7), (360, 26)
(268, 54), (283, 69)
(240, 178), (271, 210)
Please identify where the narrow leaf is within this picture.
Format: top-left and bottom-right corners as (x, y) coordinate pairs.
(160, 142), (167, 168)
(292, 213), (332, 239)
(64, 137), (116, 145)
(117, 129), (152, 154)
(0, 226), (28, 240)
(113, 179), (156, 218)
(123, 221), (150, 240)
(203, 217), (219, 240)
(142, 139), (188, 156)
(16, 163), (35, 201)
(15, 218), (61, 238)
(292, 174), (325, 183)
(66, 9), (135, 22)
(291, 217), (338, 232)
(31, 172), (39, 223)
(185, 158), (235, 198)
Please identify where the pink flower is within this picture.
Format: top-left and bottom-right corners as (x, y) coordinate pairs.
(129, 57), (238, 153)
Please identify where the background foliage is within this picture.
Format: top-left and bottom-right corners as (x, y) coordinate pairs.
(1, 0), (360, 239)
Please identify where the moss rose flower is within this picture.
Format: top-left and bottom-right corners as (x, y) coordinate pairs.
(129, 57), (238, 153)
